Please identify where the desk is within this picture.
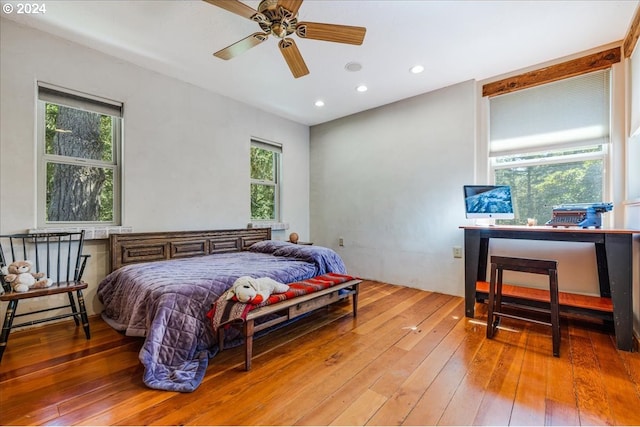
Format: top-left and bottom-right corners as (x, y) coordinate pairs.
(461, 225), (637, 351)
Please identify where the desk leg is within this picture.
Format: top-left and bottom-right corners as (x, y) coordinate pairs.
(594, 243), (611, 298)
(605, 234), (633, 351)
(464, 230), (481, 318)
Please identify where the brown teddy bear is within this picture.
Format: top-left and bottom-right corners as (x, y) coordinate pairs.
(1, 260), (52, 292)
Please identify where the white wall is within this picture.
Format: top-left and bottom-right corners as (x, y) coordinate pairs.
(0, 18), (310, 318)
(310, 81), (476, 296)
(625, 49), (640, 338)
(310, 64), (638, 343)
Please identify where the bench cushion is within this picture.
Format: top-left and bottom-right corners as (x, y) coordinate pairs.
(208, 273), (356, 333)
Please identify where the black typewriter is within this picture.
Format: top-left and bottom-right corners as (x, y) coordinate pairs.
(545, 202), (613, 228)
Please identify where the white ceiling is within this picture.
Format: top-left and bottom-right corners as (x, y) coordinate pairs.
(3, 0), (637, 126)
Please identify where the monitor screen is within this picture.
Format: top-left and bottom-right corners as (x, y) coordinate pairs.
(463, 185), (515, 219)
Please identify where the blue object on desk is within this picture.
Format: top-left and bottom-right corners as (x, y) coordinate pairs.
(545, 202), (613, 228)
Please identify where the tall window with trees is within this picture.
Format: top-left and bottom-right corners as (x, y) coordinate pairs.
(37, 84), (122, 226)
(250, 139), (281, 221)
(489, 70), (610, 225)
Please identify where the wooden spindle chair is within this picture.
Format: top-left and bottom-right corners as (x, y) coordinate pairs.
(0, 231), (91, 362)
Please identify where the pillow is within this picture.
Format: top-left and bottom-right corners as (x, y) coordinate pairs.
(248, 240), (292, 254)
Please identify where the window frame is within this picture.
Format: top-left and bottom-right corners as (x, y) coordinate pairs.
(250, 138), (282, 222)
(36, 83), (123, 228)
(486, 69), (612, 226)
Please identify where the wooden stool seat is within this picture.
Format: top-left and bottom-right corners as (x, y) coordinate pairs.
(486, 256), (560, 357)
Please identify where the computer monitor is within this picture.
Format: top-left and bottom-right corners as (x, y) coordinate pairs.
(463, 185), (515, 219)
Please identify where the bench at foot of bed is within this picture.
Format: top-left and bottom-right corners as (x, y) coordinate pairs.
(217, 277), (361, 370)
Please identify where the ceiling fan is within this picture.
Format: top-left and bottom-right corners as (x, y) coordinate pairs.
(203, 0), (366, 78)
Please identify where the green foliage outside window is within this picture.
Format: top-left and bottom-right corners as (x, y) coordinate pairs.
(495, 148), (603, 225)
(44, 103), (115, 222)
(250, 145), (279, 220)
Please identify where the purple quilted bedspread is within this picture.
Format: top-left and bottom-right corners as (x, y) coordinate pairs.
(97, 241), (346, 392)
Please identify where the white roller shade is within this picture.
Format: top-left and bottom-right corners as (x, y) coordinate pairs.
(489, 69), (610, 156)
(38, 83), (123, 117)
(251, 138), (282, 153)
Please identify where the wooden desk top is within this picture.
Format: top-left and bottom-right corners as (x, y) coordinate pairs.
(459, 225), (639, 235)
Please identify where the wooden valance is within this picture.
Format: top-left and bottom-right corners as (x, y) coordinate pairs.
(482, 46), (621, 98)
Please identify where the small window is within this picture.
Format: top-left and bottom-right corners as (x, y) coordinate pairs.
(37, 84), (122, 226)
(250, 139), (281, 221)
(489, 70), (610, 225)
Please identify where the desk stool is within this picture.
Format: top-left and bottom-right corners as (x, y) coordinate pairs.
(486, 256), (560, 357)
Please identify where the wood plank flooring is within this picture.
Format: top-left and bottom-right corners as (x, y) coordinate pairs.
(1, 280), (639, 426)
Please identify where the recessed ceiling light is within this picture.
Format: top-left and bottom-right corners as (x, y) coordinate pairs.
(356, 85), (368, 92)
(410, 65), (424, 74)
(315, 100), (325, 107)
(345, 62), (362, 72)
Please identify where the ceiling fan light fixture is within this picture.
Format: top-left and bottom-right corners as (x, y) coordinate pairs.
(356, 85), (368, 93)
(410, 65), (425, 74)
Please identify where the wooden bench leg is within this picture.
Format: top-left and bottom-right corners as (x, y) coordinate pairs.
(0, 299), (18, 363)
(352, 284), (359, 317)
(217, 326), (226, 352)
(243, 319), (255, 371)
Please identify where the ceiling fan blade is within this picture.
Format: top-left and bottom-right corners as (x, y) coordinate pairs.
(214, 33), (269, 60)
(279, 38), (309, 78)
(296, 22), (366, 45)
(202, 0), (258, 20)
(278, 0), (303, 16)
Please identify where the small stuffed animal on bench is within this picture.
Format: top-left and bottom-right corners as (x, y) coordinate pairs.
(226, 276), (289, 304)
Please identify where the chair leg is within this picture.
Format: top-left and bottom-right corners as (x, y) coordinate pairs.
(67, 291), (81, 326)
(549, 269), (560, 357)
(0, 299), (18, 363)
(486, 263), (498, 339)
(494, 268), (504, 331)
(76, 289), (91, 340)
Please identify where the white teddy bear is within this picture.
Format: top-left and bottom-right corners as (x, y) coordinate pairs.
(226, 276), (289, 304)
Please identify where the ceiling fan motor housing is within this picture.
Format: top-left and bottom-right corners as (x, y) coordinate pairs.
(255, 0), (298, 38)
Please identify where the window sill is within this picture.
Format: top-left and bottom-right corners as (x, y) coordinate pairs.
(247, 222), (289, 231)
(29, 226), (133, 240)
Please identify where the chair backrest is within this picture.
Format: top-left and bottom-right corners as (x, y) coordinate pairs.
(0, 231), (87, 292)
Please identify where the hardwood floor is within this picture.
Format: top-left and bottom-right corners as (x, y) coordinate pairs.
(1, 280), (639, 425)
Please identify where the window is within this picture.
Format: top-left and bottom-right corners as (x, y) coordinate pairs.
(489, 70), (610, 225)
(250, 139), (281, 221)
(37, 84), (122, 226)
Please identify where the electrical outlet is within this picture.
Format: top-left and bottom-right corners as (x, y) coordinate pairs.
(339, 237), (344, 247)
(453, 246), (463, 258)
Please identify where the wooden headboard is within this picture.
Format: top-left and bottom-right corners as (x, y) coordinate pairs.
(109, 228), (272, 272)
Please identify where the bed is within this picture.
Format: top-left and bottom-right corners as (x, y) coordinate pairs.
(97, 228), (348, 392)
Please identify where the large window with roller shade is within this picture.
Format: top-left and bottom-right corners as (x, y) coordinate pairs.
(488, 69), (610, 225)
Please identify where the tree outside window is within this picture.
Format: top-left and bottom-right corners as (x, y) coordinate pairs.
(494, 147), (604, 225)
(250, 141), (281, 221)
(38, 85), (122, 226)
